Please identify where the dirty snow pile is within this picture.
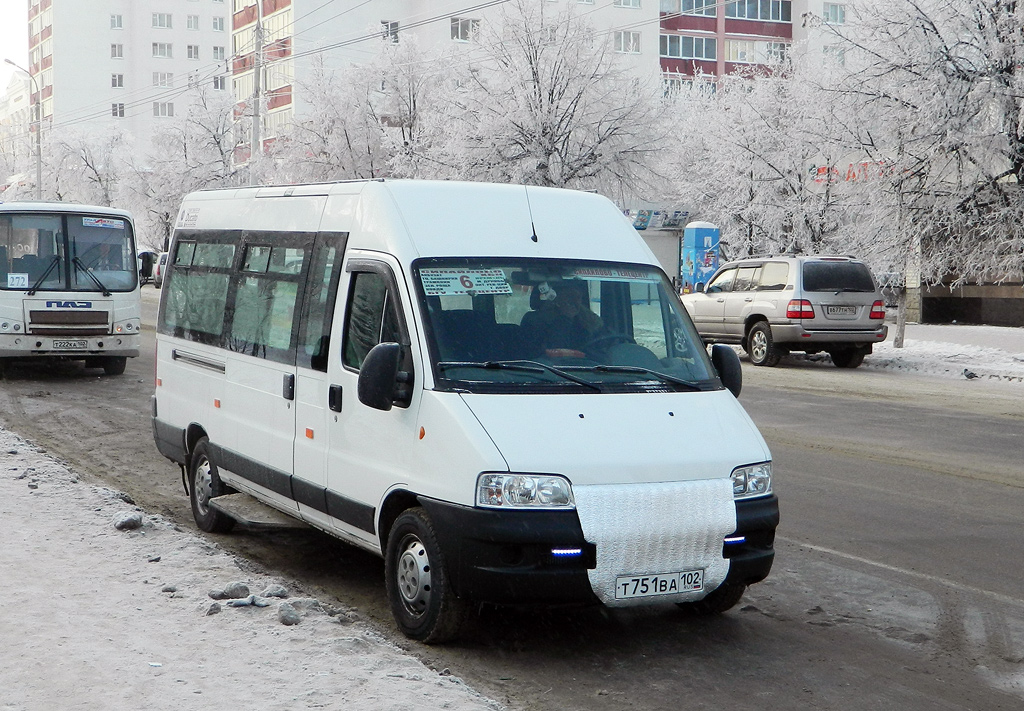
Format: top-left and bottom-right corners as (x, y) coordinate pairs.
(0, 427), (500, 711)
(865, 324), (1024, 382)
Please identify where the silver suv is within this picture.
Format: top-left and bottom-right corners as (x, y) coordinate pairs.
(680, 255), (888, 368)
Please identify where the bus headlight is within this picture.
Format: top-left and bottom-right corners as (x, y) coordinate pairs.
(477, 473), (575, 509)
(731, 462), (772, 499)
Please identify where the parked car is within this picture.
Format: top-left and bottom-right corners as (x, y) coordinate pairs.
(680, 254), (888, 368)
(153, 251), (168, 288)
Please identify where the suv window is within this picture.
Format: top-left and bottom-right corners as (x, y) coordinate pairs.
(733, 266), (760, 292)
(802, 262), (875, 292)
(706, 267), (735, 293)
(757, 262), (789, 291)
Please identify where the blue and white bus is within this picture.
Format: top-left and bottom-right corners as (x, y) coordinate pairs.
(0, 201), (142, 375)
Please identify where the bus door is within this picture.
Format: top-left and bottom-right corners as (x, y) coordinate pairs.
(323, 256), (417, 547)
(292, 232), (347, 531)
(220, 236), (311, 511)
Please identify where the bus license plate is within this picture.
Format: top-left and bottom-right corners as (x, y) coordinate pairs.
(615, 569), (704, 599)
(53, 340), (88, 350)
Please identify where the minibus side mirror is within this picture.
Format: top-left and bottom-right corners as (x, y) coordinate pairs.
(358, 342), (403, 411)
(695, 282), (705, 293)
(711, 344), (742, 398)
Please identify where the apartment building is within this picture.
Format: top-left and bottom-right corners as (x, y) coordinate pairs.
(23, 0), (232, 144)
(228, 0), (664, 158)
(0, 71), (33, 169)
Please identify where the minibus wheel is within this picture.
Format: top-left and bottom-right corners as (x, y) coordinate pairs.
(189, 438), (236, 534)
(385, 508), (466, 643)
(676, 582), (746, 615)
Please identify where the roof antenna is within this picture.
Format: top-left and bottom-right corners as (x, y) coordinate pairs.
(524, 185), (539, 242)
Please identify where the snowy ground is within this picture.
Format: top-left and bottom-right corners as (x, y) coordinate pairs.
(0, 427), (499, 711)
(1, 323), (1022, 710)
(793, 323), (1024, 383)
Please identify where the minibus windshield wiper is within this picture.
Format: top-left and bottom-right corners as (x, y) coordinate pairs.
(437, 360), (601, 391)
(72, 257), (112, 296)
(578, 365), (704, 391)
(26, 256), (60, 295)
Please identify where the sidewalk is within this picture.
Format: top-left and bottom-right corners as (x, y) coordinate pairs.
(865, 323), (1024, 382)
(0, 426), (499, 711)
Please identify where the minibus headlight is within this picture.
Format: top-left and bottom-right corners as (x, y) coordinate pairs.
(731, 462), (772, 499)
(477, 473), (575, 509)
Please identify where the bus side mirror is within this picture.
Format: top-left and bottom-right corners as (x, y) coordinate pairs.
(358, 342), (403, 411)
(711, 344), (742, 398)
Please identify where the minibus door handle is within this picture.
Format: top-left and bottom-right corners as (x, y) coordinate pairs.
(328, 385), (343, 413)
(283, 373), (295, 401)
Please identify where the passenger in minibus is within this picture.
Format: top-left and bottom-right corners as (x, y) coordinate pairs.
(521, 281), (602, 356)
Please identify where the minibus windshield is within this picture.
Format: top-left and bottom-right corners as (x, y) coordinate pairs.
(413, 258), (717, 393)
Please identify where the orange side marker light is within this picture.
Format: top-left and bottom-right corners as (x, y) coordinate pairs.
(306, 428), (314, 440)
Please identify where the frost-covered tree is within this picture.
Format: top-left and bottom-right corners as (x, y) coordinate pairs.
(823, 0), (1024, 286)
(394, 0), (667, 197)
(127, 85), (242, 250)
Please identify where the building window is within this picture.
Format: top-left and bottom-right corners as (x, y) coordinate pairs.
(111, 73), (124, 88)
(683, 0), (716, 15)
(578, 0), (594, 4)
(213, 75), (227, 90)
(187, 15), (200, 30)
(153, 102), (175, 118)
(152, 13), (173, 29)
(153, 42), (173, 59)
(614, 0), (641, 7)
(213, 17), (225, 32)
(450, 18), (479, 42)
(110, 14), (123, 29)
(823, 45), (845, 64)
(822, 3), (845, 24)
(614, 31), (642, 53)
(213, 46), (226, 61)
(188, 45), (200, 60)
(111, 43), (124, 59)
(725, 39), (756, 62)
(112, 103), (125, 118)
(382, 20), (399, 43)
(725, 0), (791, 21)
(766, 41), (789, 62)
(153, 72), (174, 87)
(660, 34), (715, 60)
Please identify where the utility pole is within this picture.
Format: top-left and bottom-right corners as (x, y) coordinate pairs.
(4, 58), (42, 199)
(250, 9), (263, 185)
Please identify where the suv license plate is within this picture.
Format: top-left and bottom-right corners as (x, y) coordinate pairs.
(53, 340), (88, 350)
(826, 305), (857, 316)
(615, 569), (704, 599)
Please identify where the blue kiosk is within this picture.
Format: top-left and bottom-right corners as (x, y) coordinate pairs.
(679, 221), (720, 294)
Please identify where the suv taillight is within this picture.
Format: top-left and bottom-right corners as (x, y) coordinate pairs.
(786, 299), (815, 319)
(870, 300), (886, 319)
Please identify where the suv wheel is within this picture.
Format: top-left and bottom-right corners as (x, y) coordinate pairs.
(748, 322), (781, 367)
(830, 349), (865, 369)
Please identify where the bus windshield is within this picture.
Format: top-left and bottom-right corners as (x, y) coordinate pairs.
(0, 212), (137, 292)
(413, 258), (717, 394)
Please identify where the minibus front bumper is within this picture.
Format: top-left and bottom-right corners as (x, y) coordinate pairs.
(419, 493), (779, 605)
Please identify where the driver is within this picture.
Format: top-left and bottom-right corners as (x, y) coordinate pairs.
(523, 280), (602, 355)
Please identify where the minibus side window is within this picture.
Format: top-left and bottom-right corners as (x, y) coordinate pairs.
(343, 271), (400, 370)
(227, 243), (306, 363)
(297, 234), (346, 371)
(161, 238), (233, 344)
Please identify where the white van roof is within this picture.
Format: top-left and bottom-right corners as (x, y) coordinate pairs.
(176, 179), (658, 267)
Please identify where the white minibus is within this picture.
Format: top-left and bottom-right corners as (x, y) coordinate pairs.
(153, 180), (778, 642)
(0, 201), (141, 374)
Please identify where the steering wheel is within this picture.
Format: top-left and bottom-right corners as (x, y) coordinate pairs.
(583, 332), (635, 354)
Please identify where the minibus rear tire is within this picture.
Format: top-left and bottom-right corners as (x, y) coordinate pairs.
(189, 438), (236, 534)
(385, 507), (467, 643)
(676, 582), (746, 615)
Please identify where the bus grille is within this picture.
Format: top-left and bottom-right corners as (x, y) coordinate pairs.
(28, 310), (110, 336)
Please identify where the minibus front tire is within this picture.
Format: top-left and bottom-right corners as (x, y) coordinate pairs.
(189, 438), (236, 534)
(385, 507), (467, 643)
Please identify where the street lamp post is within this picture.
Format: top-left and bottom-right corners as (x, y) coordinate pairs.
(4, 58), (42, 200)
